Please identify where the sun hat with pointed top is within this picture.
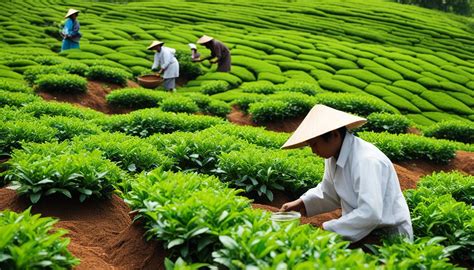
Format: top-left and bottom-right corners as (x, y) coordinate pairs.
(197, 35), (213, 44)
(281, 104), (367, 149)
(147, 40), (164, 50)
(65, 9), (80, 18)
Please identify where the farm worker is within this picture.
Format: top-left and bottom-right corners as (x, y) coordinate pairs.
(280, 105), (413, 243)
(195, 35), (231, 72)
(61, 9), (82, 51)
(148, 40), (180, 92)
(188, 43), (201, 61)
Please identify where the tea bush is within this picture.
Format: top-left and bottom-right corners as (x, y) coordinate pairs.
(275, 81), (319, 96)
(0, 90), (41, 107)
(75, 132), (174, 173)
(415, 171), (474, 205)
(86, 65), (130, 86)
(206, 100), (231, 118)
(0, 209), (79, 269)
(96, 108), (225, 137)
(35, 74), (87, 93)
(315, 93), (397, 116)
(423, 120), (474, 144)
(0, 79), (33, 93)
(357, 112), (411, 134)
(40, 116), (103, 141)
(4, 141), (125, 203)
(241, 81), (276, 94)
(201, 80), (230, 95)
(106, 88), (168, 109)
(23, 65), (67, 84)
(160, 95), (200, 114)
(175, 50), (203, 79)
(358, 132), (456, 163)
(20, 100), (103, 120)
(0, 120), (56, 155)
(231, 93), (266, 112)
(56, 62), (89, 76)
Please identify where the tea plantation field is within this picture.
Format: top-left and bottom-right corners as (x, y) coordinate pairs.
(0, 0), (473, 269)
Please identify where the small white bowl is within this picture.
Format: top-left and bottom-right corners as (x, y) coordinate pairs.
(270, 211), (301, 222)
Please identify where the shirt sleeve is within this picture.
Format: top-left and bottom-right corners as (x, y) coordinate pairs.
(63, 19), (73, 36)
(323, 158), (385, 242)
(300, 166), (340, 217)
(160, 49), (172, 70)
(152, 52), (160, 70)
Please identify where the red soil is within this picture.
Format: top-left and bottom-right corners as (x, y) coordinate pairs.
(2, 82), (469, 269)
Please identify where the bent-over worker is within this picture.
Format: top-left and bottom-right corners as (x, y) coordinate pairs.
(148, 40), (179, 92)
(280, 105), (413, 243)
(196, 35), (231, 72)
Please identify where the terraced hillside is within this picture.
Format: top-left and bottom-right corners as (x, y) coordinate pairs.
(0, 0), (473, 126)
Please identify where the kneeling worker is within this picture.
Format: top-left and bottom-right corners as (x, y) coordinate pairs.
(280, 105), (413, 243)
(148, 40), (179, 92)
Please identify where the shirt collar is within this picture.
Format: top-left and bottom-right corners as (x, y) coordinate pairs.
(336, 132), (353, 168)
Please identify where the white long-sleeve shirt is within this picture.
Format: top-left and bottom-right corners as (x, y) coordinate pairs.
(152, 47), (179, 79)
(301, 132), (413, 242)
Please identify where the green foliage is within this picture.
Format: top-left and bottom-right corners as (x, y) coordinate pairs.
(249, 92), (315, 123)
(75, 132), (174, 173)
(231, 93), (266, 112)
(326, 58), (358, 70)
(56, 62), (89, 76)
(416, 171), (474, 205)
(160, 95), (200, 114)
(0, 79), (33, 93)
(358, 113), (411, 134)
(217, 147), (324, 200)
(420, 90), (473, 115)
(86, 65), (130, 86)
(35, 74), (87, 93)
(0, 120), (56, 155)
(206, 100), (231, 118)
(40, 116), (103, 141)
(23, 65), (67, 85)
(197, 72), (241, 87)
(4, 141), (125, 203)
(0, 90), (41, 108)
(230, 66), (256, 81)
(358, 131), (456, 163)
(201, 80), (230, 95)
(0, 208), (79, 269)
(257, 72), (287, 84)
(106, 88), (168, 109)
(275, 81), (319, 96)
(20, 100), (103, 120)
(423, 120), (474, 144)
(96, 108), (225, 137)
(315, 93), (396, 117)
(240, 81), (276, 95)
(336, 69), (390, 84)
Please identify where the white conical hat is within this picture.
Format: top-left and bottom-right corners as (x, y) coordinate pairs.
(147, 40), (164, 50)
(281, 104), (367, 149)
(64, 9), (80, 18)
(197, 35), (213, 44)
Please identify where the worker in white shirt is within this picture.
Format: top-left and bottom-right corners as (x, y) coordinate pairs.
(280, 105), (413, 243)
(148, 40), (179, 92)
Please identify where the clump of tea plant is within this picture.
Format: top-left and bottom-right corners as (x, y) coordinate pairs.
(86, 65), (130, 85)
(35, 74), (87, 93)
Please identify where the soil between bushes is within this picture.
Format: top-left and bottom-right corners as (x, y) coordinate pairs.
(1, 81), (471, 269)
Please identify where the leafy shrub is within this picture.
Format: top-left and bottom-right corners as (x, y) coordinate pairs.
(231, 93), (266, 112)
(40, 116), (103, 141)
(75, 132), (174, 173)
(230, 66), (256, 81)
(275, 81), (318, 96)
(318, 79), (362, 93)
(201, 80), (230, 95)
(249, 100), (288, 123)
(34, 55), (67, 65)
(357, 113), (411, 134)
(217, 147), (324, 200)
(415, 171), (473, 205)
(0, 209), (79, 269)
(23, 65), (67, 84)
(197, 72), (242, 87)
(4, 142), (124, 203)
(257, 72), (287, 84)
(326, 58), (358, 70)
(315, 93), (396, 116)
(358, 131), (456, 163)
(106, 88), (168, 109)
(35, 74), (87, 93)
(96, 108), (225, 137)
(20, 100), (103, 120)
(205, 100), (231, 118)
(56, 62), (89, 76)
(423, 120), (474, 144)
(160, 95), (200, 114)
(240, 81), (276, 94)
(86, 65), (130, 85)
(420, 90), (473, 115)
(0, 90), (41, 108)
(123, 169), (252, 262)
(175, 49), (203, 79)
(0, 120), (56, 155)
(0, 79), (33, 93)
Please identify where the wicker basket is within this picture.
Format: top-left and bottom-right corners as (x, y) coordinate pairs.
(137, 74), (163, 89)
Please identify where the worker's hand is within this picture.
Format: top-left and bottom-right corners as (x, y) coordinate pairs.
(210, 60), (218, 64)
(280, 198), (307, 216)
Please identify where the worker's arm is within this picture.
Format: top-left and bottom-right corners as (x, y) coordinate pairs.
(323, 158), (385, 242)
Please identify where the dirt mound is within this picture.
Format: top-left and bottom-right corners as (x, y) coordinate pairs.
(38, 80), (138, 115)
(0, 189), (165, 270)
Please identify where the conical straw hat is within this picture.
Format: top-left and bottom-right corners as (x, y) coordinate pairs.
(64, 9), (80, 18)
(147, 40), (164, 50)
(197, 35), (213, 44)
(281, 105), (367, 149)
